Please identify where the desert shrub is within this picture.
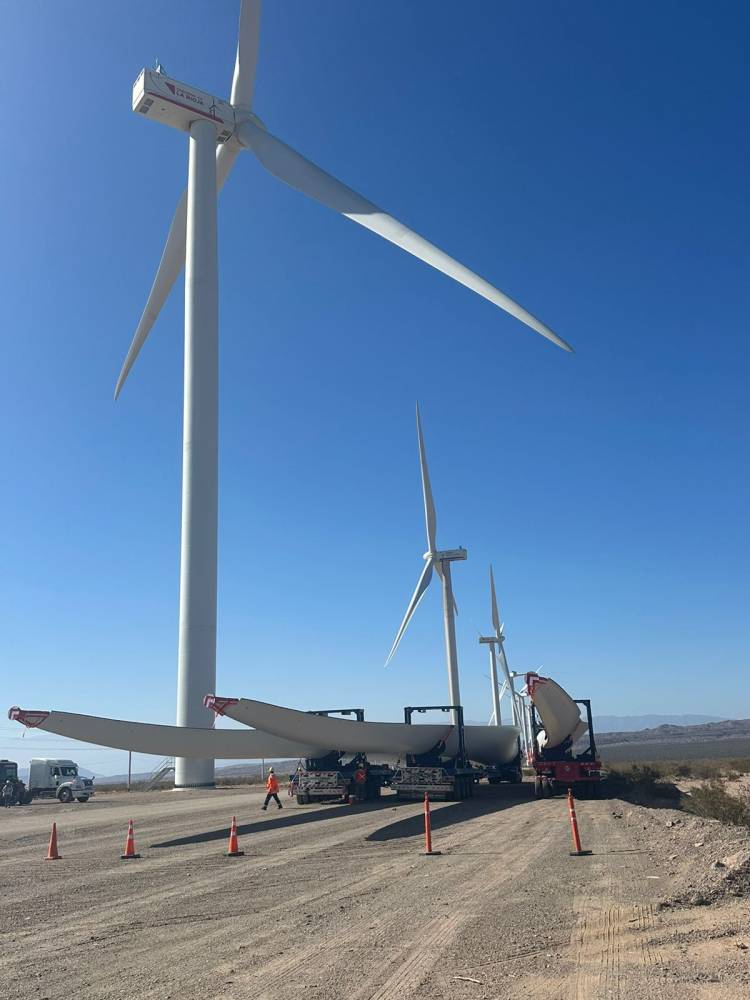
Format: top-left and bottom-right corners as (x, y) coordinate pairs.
(215, 775), (265, 787)
(609, 758), (750, 781)
(606, 763), (681, 803)
(691, 761), (727, 780)
(683, 782), (750, 828)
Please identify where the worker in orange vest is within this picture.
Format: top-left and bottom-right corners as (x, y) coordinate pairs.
(262, 767), (283, 811)
(353, 763), (368, 802)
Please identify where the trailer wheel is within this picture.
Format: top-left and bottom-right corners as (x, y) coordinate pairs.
(534, 777), (543, 799)
(57, 787), (73, 804)
(296, 793), (310, 805)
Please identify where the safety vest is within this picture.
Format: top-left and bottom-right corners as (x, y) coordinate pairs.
(266, 774), (279, 794)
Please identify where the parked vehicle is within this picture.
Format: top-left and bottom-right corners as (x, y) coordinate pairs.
(27, 758), (95, 803)
(0, 759), (31, 805)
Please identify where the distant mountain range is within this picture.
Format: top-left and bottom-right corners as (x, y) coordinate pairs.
(594, 717), (750, 763)
(594, 714), (725, 733)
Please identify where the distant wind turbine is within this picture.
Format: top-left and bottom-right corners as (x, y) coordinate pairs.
(479, 565), (522, 730)
(385, 406), (467, 722)
(116, 0), (571, 787)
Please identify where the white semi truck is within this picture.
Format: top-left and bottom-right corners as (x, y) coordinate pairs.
(27, 758), (95, 803)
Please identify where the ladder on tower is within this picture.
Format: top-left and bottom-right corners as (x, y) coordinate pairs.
(145, 757), (175, 790)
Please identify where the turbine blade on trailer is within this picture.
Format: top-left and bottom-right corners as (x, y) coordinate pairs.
(385, 559), (434, 666)
(237, 119), (572, 352)
(230, 0), (261, 110)
(114, 143), (241, 398)
(415, 403), (437, 553)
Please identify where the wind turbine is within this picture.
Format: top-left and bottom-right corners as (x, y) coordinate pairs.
(479, 566), (521, 731)
(116, 1), (571, 788)
(385, 406), (466, 722)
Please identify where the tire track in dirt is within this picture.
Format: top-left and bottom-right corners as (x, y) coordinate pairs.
(570, 807), (664, 999)
(218, 798), (550, 1000)
(0, 800), (424, 945)
(348, 804), (560, 1000)
(571, 902), (662, 1000)
(365, 913), (469, 1000)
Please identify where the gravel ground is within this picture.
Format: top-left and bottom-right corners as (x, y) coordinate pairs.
(1, 783), (748, 999)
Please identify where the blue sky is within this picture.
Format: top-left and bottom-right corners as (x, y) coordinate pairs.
(1, 2), (748, 773)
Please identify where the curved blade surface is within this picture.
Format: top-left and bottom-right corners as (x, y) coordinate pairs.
(231, 0), (261, 110)
(114, 142), (241, 399)
(218, 698), (454, 755)
(238, 119), (572, 352)
(385, 559), (433, 666)
(490, 564), (502, 636)
(218, 698), (521, 765)
(527, 675), (586, 749)
(416, 403), (437, 552)
(434, 560), (458, 615)
(7, 708), (324, 758)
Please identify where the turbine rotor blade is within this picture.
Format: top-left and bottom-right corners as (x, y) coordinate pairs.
(231, 0), (261, 110)
(385, 560), (434, 666)
(434, 560), (458, 615)
(490, 564), (502, 636)
(415, 403), (437, 553)
(114, 142), (241, 399)
(237, 119), (572, 352)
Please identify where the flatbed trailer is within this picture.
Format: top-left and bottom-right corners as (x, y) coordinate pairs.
(528, 696), (603, 798)
(294, 709), (394, 804)
(391, 705), (478, 801)
(483, 744), (523, 785)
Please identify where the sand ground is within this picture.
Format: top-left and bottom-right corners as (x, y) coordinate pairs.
(1, 783), (748, 999)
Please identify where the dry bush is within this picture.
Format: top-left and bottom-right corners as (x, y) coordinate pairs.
(683, 781), (750, 828)
(610, 758), (750, 782)
(606, 763), (681, 803)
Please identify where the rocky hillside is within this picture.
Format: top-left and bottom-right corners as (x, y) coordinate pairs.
(596, 717), (750, 762)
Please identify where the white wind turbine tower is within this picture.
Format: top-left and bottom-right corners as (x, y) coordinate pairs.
(385, 406), (466, 723)
(479, 566), (522, 731)
(116, 1), (571, 787)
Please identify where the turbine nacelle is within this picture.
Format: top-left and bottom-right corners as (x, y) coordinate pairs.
(427, 548), (467, 563)
(133, 68), (236, 143)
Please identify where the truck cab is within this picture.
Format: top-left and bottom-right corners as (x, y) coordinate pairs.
(28, 758), (95, 803)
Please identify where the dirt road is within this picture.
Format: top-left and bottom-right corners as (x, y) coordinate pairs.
(1, 784), (748, 999)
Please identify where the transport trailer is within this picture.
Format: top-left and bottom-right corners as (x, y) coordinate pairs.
(483, 741), (523, 785)
(392, 705), (478, 801)
(528, 695), (603, 798)
(295, 709), (394, 804)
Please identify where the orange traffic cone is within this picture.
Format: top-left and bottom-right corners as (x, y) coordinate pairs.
(422, 793), (441, 857)
(567, 788), (592, 857)
(120, 819), (141, 860)
(225, 815), (244, 857)
(45, 821), (61, 860)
